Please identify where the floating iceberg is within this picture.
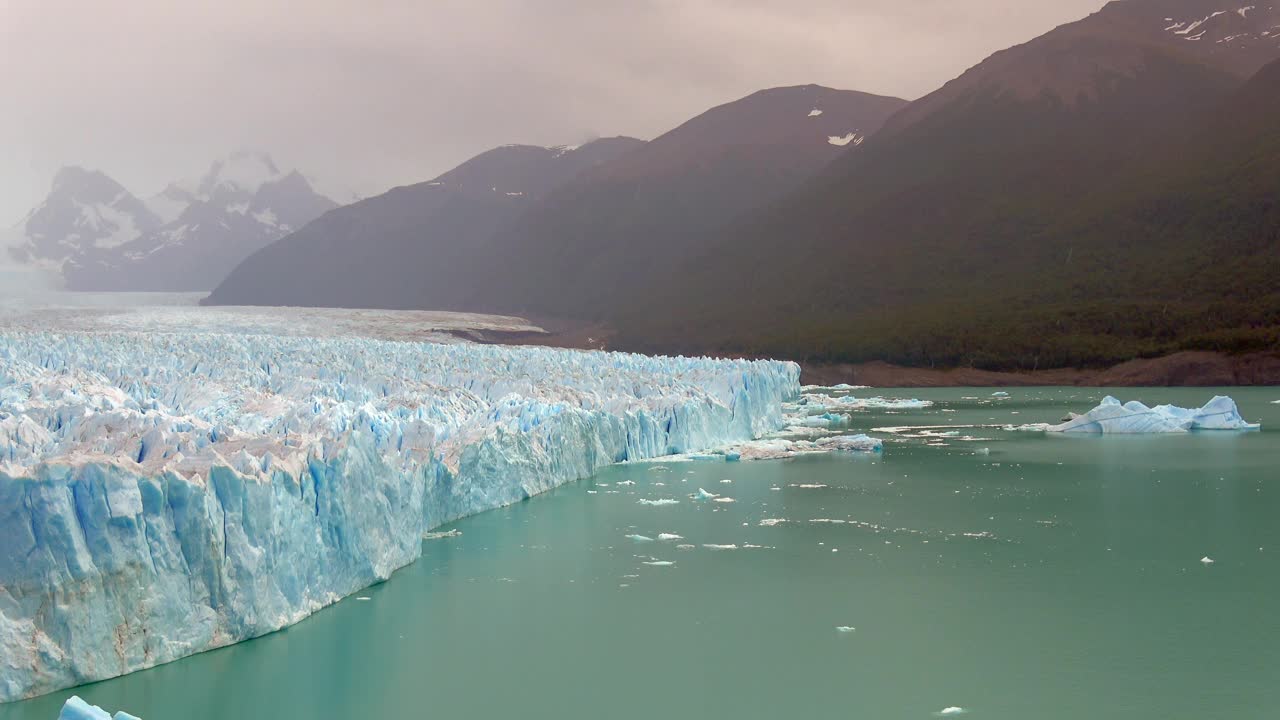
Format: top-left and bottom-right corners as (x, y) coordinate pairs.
(725, 435), (883, 461)
(1046, 396), (1259, 433)
(800, 384), (870, 392)
(790, 394), (933, 414)
(56, 696), (139, 720)
(0, 331), (797, 702)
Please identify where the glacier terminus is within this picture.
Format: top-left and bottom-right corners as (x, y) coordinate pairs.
(0, 329), (798, 702)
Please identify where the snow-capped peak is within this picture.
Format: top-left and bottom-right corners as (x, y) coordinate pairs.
(7, 153), (338, 291)
(195, 151), (283, 200)
(808, 108), (824, 117)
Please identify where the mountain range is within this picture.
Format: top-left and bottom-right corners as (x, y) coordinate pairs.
(3, 152), (338, 292)
(205, 0), (1279, 370)
(205, 85), (906, 310)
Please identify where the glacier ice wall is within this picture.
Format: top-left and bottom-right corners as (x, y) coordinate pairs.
(0, 332), (798, 702)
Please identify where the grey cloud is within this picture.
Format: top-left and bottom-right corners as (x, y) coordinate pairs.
(0, 0), (1106, 222)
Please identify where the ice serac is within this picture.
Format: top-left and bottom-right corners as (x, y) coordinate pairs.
(0, 332), (798, 702)
(1047, 396), (1260, 433)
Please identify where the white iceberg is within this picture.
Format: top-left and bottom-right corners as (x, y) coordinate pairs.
(726, 434), (883, 460)
(1046, 396), (1259, 433)
(57, 696), (139, 720)
(0, 331), (797, 702)
(791, 394), (933, 413)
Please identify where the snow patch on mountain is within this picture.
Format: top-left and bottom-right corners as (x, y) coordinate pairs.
(828, 132), (865, 147)
(1161, 5), (1280, 45)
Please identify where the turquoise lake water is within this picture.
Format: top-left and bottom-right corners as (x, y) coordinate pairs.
(4, 387), (1278, 720)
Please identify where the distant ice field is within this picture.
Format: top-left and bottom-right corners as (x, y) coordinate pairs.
(0, 292), (543, 343)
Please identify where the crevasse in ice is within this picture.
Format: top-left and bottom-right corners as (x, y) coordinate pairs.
(1047, 395), (1259, 433)
(0, 331), (798, 702)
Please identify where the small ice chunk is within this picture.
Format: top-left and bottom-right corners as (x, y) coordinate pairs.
(836, 626), (855, 633)
(808, 108), (824, 117)
(1201, 556), (1215, 565)
(712, 497), (736, 504)
(694, 488), (719, 501)
(936, 708), (967, 717)
(643, 561), (675, 567)
(57, 697), (139, 720)
(627, 534), (655, 543)
(657, 533), (684, 541)
(356, 596), (371, 601)
(638, 498), (680, 506)
(703, 544), (738, 550)
(992, 391), (1010, 398)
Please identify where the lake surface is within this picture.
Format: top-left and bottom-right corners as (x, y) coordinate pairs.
(4, 387), (1277, 720)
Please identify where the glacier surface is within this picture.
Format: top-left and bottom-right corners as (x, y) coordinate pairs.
(1046, 395), (1260, 433)
(0, 331), (797, 702)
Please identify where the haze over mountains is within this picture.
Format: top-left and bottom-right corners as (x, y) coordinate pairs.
(13, 0), (1273, 371)
(206, 85), (906, 311)
(613, 0), (1280, 368)
(202, 0), (1280, 371)
(3, 152), (337, 291)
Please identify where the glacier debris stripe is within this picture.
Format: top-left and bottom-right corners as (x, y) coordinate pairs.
(0, 332), (798, 702)
(1046, 395), (1260, 433)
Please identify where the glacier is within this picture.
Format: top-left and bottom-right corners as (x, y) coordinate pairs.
(1046, 396), (1260, 433)
(0, 331), (798, 702)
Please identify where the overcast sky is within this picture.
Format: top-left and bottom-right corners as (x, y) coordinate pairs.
(1, 0), (1107, 223)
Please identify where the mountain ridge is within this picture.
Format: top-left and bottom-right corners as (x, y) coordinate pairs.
(5, 153), (339, 292)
